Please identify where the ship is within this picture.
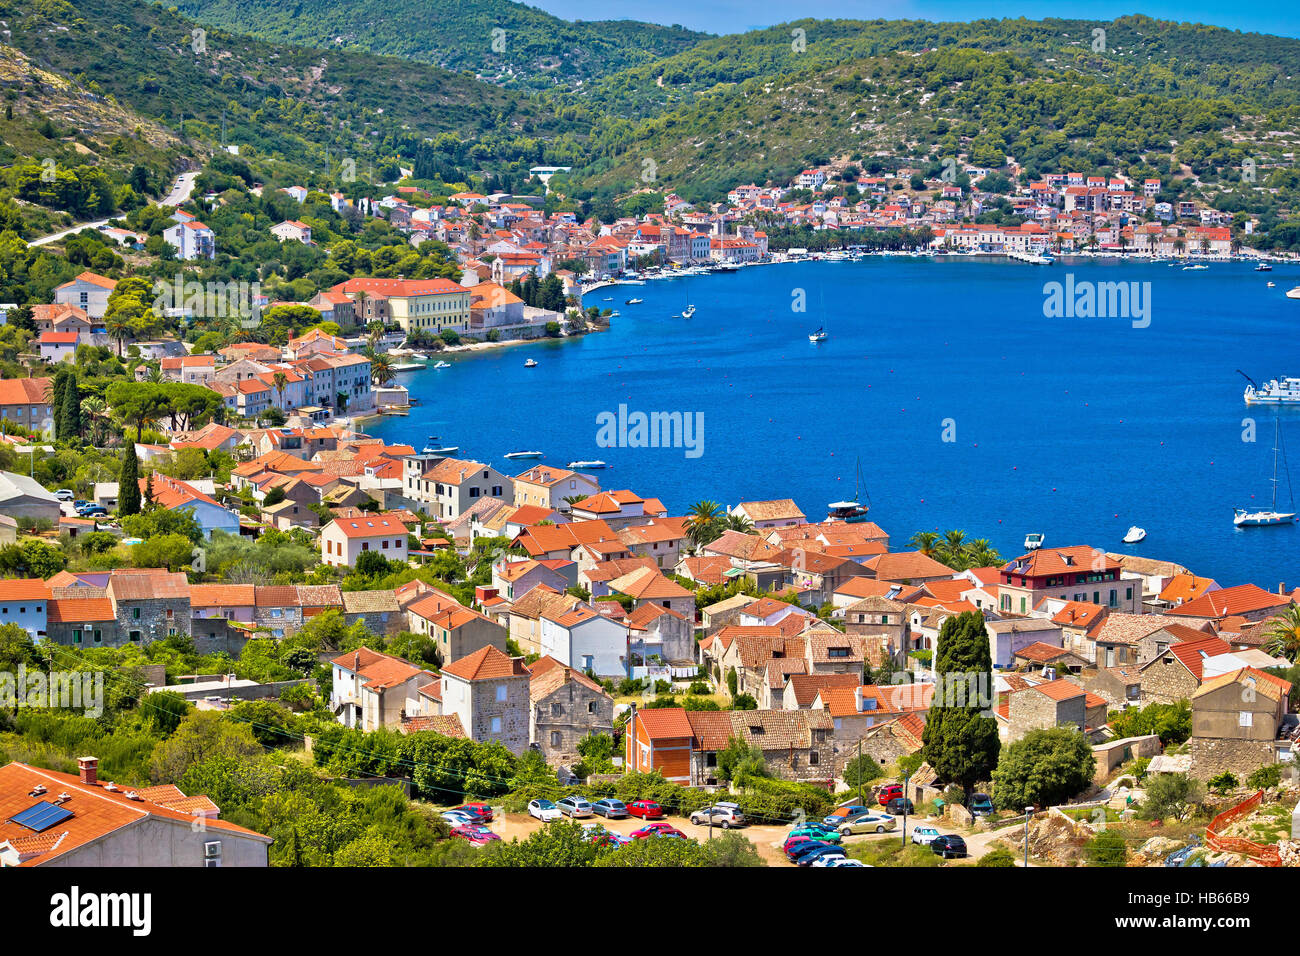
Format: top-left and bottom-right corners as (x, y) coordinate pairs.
(1241, 371), (1300, 405)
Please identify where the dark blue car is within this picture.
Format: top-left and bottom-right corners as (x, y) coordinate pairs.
(797, 844), (847, 866)
(786, 839), (835, 862)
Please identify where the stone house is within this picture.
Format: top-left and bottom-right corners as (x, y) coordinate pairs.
(1138, 635), (1232, 705)
(846, 712), (926, 773)
(105, 570), (191, 645)
(405, 589), (508, 665)
(527, 656), (613, 765)
(341, 589), (404, 637)
(1003, 679), (1088, 742)
(253, 585), (343, 639)
(729, 710), (836, 786)
(439, 645), (531, 755)
(842, 595), (910, 665)
(1081, 665), (1142, 710)
(1188, 667), (1293, 781)
(625, 602), (694, 666)
(1133, 622), (1217, 666)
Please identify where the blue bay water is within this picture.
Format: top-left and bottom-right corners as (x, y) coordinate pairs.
(368, 257), (1300, 588)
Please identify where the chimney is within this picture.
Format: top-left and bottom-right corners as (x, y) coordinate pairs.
(77, 756), (98, 786)
(354, 652), (360, 671)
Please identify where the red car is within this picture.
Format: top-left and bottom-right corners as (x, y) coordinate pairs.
(783, 834), (815, 853)
(627, 800), (665, 820)
(875, 784), (903, 807)
(630, 823), (685, 840)
(451, 825), (501, 846)
(452, 803), (494, 823)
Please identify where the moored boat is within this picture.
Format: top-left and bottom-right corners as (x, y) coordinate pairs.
(1122, 526), (1146, 544)
(504, 450), (543, 460)
(1235, 409), (1296, 527)
(1024, 532), (1045, 551)
(524, 358), (538, 368)
(567, 460), (607, 469)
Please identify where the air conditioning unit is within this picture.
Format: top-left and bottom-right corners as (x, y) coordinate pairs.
(204, 841), (222, 859)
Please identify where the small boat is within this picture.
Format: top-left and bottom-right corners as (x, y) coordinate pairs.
(524, 358), (538, 368)
(1182, 264), (1209, 271)
(827, 459), (870, 522)
(1024, 533), (1045, 551)
(433, 360), (451, 369)
(1268, 282), (1276, 288)
(504, 450), (543, 460)
(625, 298), (643, 305)
(1256, 263), (1273, 272)
(681, 305), (696, 319)
(809, 327), (828, 343)
(421, 445), (437, 454)
(1235, 407), (1296, 527)
(429, 446), (459, 456)
(1122, 526), (1146, 544)
(567, 460), (607, 469)
(602, 297), (613, 301)
(1287, 287), (1300, 300)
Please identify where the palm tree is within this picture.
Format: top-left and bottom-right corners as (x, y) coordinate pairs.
(723, 513), (754, 534)
(105, 314), (130, 357)
(1173, 237), (1186, 257)
(80, 396), (108, 446)
(685, 500), (724, 549)
(964, 539), (1002, 569)
(908, 531), (940, 556)
(1200, 236), (1211, 257)
(368, 350), (395, 386)
(1263, 607), (1300, 661)
(938, 529), (967, 565)
(272, 371), (289, 411)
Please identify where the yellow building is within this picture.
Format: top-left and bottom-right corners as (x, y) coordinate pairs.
(331, 277), (471, 334)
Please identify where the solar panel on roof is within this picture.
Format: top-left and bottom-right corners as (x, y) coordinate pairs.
(10, 800), (73, 832)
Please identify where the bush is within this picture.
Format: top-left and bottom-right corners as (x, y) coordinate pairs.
(1246, 764), (1284, 790)
(977, 848), (1017, 867)
(1083, 828), (1128, 867)
(1138, 773), (1205, 822)
(688, 681), (710, 695)
(843, 753), (884, 789)
(1207, 771), (1238, 793)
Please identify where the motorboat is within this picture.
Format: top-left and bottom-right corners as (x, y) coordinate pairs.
(1235, 408), (1296, 527)
(428, 446), (459, 456)
(827, 459), (870, 522)
(1024, 533), (1045, 551)
(433, 360), (451, 369)
(1240, 371), (1300, 405)
(625, 298), (643, 305)
(1182, 264), (1209, 271)
(1268, 282), (1276, 288)
(504, 451), (543, 460)
(567, 460), (607, 469)
(524, 358), (538, 368)
(1287, 287), (1300, 300)
(1256, 263), (1273, 272)
(1122, 526), (1146, 544)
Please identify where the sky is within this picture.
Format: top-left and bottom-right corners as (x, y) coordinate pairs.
(532, 1), (1300, 39)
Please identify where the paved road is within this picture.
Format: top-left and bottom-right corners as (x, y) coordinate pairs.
(25, 170), (198, 247)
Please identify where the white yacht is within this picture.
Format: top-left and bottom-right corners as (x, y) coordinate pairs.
(524, 358), (538, 368)
(567, 460), (607, 470)
(1023, 533), (1045, 551)
(1235, 411), (1296, 527)
(433, 360), (451, 369)
(1243, 376), (1300, 405)
(1287, 287), (1300, 300)
(504, 450), (543, 460)
(625, 297), (643, 305)
(681, 304), (696, 319)
(1122, 526), (1146, 544)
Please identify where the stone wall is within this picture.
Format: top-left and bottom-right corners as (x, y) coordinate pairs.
(1139, 657), (1199, 706)
(468, 675), (530, 755)
(531, 682), (614, 764)
(1189, 737), (1280, 782)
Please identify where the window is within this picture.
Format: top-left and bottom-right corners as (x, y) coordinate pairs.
(551, 702), (562, 716)
(128, 631), (140, 643)
(587, 701), (596, 714)
(490, 716), (502, 734)
(132, 607), (140, 619)
(1239, 711), (1253, 728)
(809, 751), (820, 765)
(550, 732), (561, 748)
(496, 684), (507, 702)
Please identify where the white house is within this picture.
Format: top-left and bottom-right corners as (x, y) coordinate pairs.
(53, 271), (117, 319)
(321, 515), (410, 567)
(538, 602), (628, 678)
(271, 220), (312, 244)
(163, 219), (216, 260)
(0, 579), (49, 638)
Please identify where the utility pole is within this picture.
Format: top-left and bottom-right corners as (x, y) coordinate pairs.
(1023, 806), (1034, 867)
(856, 738), (863, 806)
(900, 772), (910, 849)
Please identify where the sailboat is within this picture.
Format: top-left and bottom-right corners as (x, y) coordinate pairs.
(1234, 408), (1296, 526)
(827, 459), (870, 522)
(808, 327), (828, 343)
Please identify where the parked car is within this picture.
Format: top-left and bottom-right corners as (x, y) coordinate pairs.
(969, 793), (994, 817)
(54, 489), (73, 501)
(450, 825), (500, 846)
(690, 803), (746, 828)
(450, 803), (493, 824)
(81, 506), (107, 518)
(527, 799), (562, 822)
(631, 823), (686, 840)
(876, 784), (904, 806)
(797, 844), (847, 867)
(838, 812), (897, 835)
(783, 834), (817, 853)
(557, 796), (594, 818)
(822, 804), (871, 827)
(886, 797), (915, 816)
(825, 858), (870, 867)
(581, 824), (628, 847)
(787, 839), (837, 863)
(72, 500), (89, 511)
(441, 810), (476, 827)
(591, 799), (628, 819)
(789, 823), (843, 843)
(911, 825), (942, 846)
(931, 834), (968, 859)
(627, 800), (665, 819)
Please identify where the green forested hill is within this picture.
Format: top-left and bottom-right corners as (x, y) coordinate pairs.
(0, 0), (590, 187)
(558, 14), (1300, 119)
(173, 0), (707, 90)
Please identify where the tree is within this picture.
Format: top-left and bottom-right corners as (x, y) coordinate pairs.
(478, 821), (599, 867)
(921, 611), (999, 799)
(843, 753), (884, 789)
(149, 711), (263, 783)
(1083, 828), (1128, 867)
(685, 500), (724, 549)
(1263, 606), (1300, 660)
(991, 727), (1096, 809)
(1108, 700), (1191, 746)
(716, 736), (767, 785)
(59, 370), (82, 441)
(594, 834), (711, 867)
(977, 847), (1017, 867)
(1139, 773), (1205, 822)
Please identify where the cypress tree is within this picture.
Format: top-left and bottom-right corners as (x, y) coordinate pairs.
(119, 443), (141, 516)
(50, 371), (67, 440)
(60, 371), (81, 441)
(920, 610), (1000, 800)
